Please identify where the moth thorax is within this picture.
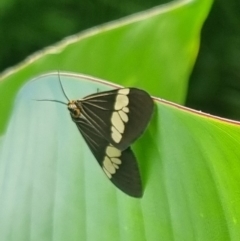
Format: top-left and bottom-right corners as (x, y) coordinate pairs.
(68, 100), (81, 118)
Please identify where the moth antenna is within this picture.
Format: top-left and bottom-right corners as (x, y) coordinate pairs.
(58, 71), (70, 102)
(34, 72), (70, 105)
(33, 99), (67, 105)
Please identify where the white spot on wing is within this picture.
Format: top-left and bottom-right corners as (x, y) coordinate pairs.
(114, 95), (129, 110)
(118, 88), (130, 95)
(110, 89), (130, 144)
(102, 145), (122, 178)
(112, 163), (119, 169)
(103, 156), (116, 174)
(106, 146), (121, 157)
(111, 126), (122, 143)
(123, 107), (129, 113)
(119, 110), (128, 123)
(111, 112), (124, 133)
(111, 157), (121, 165)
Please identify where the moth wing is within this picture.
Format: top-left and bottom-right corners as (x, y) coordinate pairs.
(79, 88), (153, 150)
(73, 117), (143, 198)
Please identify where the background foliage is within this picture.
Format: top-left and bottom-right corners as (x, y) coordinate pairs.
(1, 0), (240, 120)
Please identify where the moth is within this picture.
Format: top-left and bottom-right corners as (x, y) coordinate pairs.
(38, 75), (154, 197)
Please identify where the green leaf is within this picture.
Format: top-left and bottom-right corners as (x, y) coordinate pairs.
(0, 0), (211, 134)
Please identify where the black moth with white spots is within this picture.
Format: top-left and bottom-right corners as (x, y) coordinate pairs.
(67, 88), (154, 197)
(38, 77), (154, 198)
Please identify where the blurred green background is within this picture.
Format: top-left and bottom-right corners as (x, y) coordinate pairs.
(1, 0), (240, 120)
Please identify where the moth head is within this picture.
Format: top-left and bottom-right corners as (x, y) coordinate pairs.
(68, 101), (81, 118)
